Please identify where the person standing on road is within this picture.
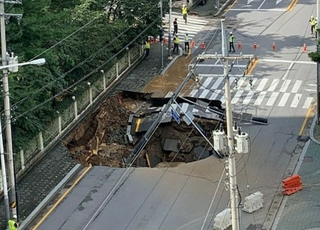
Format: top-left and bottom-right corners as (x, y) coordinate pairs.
(8, 215), (18, 230)
(182, 5), (188, 24)
(173, 34), (180, 53)
(310, 15), (316, 35)
(228, 32), (235, 53)
(144, 39), (151, 59)
(173, 18), (178, 36)
(185, 33), (190, 52)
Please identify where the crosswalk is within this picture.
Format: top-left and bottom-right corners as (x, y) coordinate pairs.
(163, 12), (209, 42)
(184, 76), (314, 109)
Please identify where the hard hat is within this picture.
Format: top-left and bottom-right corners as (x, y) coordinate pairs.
(183, 4), (185, 7)
(229, 32), (233, 35)
(13, 215), (17, 219)
(311, 15), (314, 18)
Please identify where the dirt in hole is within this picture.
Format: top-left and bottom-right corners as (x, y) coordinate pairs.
(64, 92), (221, 168)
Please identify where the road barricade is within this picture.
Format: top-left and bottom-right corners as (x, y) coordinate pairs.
(282, 174), (302, 196)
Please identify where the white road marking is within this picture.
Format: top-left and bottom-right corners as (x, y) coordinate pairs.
(210, 89), (221, 100)
(243, 91), (254, 104)
(279, 80), (291, 92)
(202, 77), (212, 88)
(200, 89), (210, 98)
(258, 0), (267, 9)
(256, 78), (268, 91)
(254, 91), (267, 105)
(211, 77), (224, 89)
(305, 89), (316, 92)
(276, 0), (283, 4)
(290, 94), (302, 108)
(220, 94), (226, 104)
(302, 97), (313, 109)
(229, 8), (287, 11)
(247, 0), (255, 4)
(291, 80), (302, 93)
(231, 90), (244, 104)
(190, 89), (198, 97)
(194, 64), (248, 68)
(268, 79), (279, 91)
(259, 59), (316, 65)
(181, 103), (189, 113)
(281, 62), (294, 80)
(278, 93), (290, 107)
(266, 92), (279, 106)
(244, 78), (257, 91)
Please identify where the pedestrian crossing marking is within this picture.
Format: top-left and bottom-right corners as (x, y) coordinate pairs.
(302, 97), (313, 109)
(256, 78), (268, 91)
(268, 79), (279, 91)
(278, 93), (290, 107)
(279, 80), (291, 92)
(290, 94), (301, 108)
(266, 92), (279, 106)
(254, 91), (267, 105)
(185, 76), (313, 109)
(291, 80), (302, 93)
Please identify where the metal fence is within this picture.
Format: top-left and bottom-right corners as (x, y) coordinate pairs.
(0, 45), (144, 185)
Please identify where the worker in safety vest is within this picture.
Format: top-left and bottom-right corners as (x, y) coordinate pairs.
(310, 15), (317, 35)
(144, 39), (151, 59)
(182, 5), (188, 24)
(8, 215), (18, 230)
(173, 34), (180, 53)
(228, 32), (235, 53)
(184, 33), (190, 52)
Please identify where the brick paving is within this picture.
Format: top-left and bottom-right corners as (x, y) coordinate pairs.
(0, 43), (170, 230)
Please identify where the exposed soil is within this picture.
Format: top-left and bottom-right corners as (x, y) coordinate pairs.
(64, 93), (221, 168)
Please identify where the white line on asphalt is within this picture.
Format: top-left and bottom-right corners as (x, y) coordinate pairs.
(256, 78), (268, 91)
(279, 80), (291, 92)
(281, 62), (294, 80)
(182, 103), (188, 113)
(247, 0), (254, 4)
(200, 89), (210, 98)
(229, 8), (287, 11)
(268, 79), (280, 91)
(302, 97), (313, 109)
(211, 77), (224, 89)
(193, 64), (248, 68)
(276, 0), (283, 5)
(305, 89), (316, 92)
(244, 78), (257, 91)
(290, 94), (302, 108)
(231, 90), (244, 104)
(258, 0), (267, 9)
(203, 77), (212, 88)
(220, 94), (226, 104)
(291, 80), (302, 93)
(243, 91), (254, 104)
(259, 59), (316, 65)
(229, 77), (236, 86)
(278, 93), (290, 107)
(254, 91), (267, 105)
(266, 92), (279, 106)
(190, 89), (198, 97)
(210, 89), (221, 100)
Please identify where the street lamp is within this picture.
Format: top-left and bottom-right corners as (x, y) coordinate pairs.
(0, 58), (46, 221)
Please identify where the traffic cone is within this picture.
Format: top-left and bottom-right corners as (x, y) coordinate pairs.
(238, 41), (242, 49)
(253, 42), (257, 50)
(272, 42), (276, 50)
(163, 37), (167, 44)
(201, 41), (205, 49)
(303, 43), (307, 52)
(190, 39), (195, 48)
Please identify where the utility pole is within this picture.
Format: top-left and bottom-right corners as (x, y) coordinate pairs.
(317, 0), (320, 124)
(0, 0), (22, 218)
(221, 19), (240, 230)
(160, 0), (164, 70)
(168, 0), (173, 59)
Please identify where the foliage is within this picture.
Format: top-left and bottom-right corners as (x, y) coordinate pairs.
(308, 29), (320, 62)
(3, 0), (164, 149)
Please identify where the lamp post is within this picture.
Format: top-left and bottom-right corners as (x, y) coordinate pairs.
(0, 58), (46, 219)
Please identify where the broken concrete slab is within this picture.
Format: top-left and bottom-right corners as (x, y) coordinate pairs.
(163, 139), (180, 152)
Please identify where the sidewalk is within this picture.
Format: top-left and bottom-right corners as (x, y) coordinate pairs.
(273, 114), (320, 230)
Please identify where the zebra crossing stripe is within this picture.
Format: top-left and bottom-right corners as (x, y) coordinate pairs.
(243, 91), (254, 105)
(291, 80), (302, 93)
(278, 93), (290, 107)
(200, 89), (210, 98)
(244, 78), (257, 91)
(268, 79), (279, 91)
(302, 97), (313, 109)
(266, 92), (279, 106)
(290, 94), (302, 108)
(220, 93), (226, 104)
(231, 90), (244, 104)
(256, 78), (268, 91)
(209, 77), (223, 89)
(254, 91), (267, 105)
(210, 90), (221, 100)
(279, 80), (291, 93)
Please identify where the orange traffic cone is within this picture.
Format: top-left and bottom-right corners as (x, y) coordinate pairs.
(272, 42), (276, 50)
(303, 43), (307, 52)
(201, 41), (205, 49)
(238, 41), (242, 49)
(190, 39), (195, 48)
(253, 42), (257, 50)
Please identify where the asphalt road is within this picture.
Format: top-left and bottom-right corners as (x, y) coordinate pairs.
(33, 0), (317, 230)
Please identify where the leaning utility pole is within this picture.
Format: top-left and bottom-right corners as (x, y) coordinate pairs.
(0, 0), (22, 218)
(221, 19), (240, 230)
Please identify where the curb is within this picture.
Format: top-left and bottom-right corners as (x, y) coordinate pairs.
(213, 0), (234, 17)
(19, 164), (82, 230)
(161, 47), (183, 76)
(309, 114), (320, 145)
